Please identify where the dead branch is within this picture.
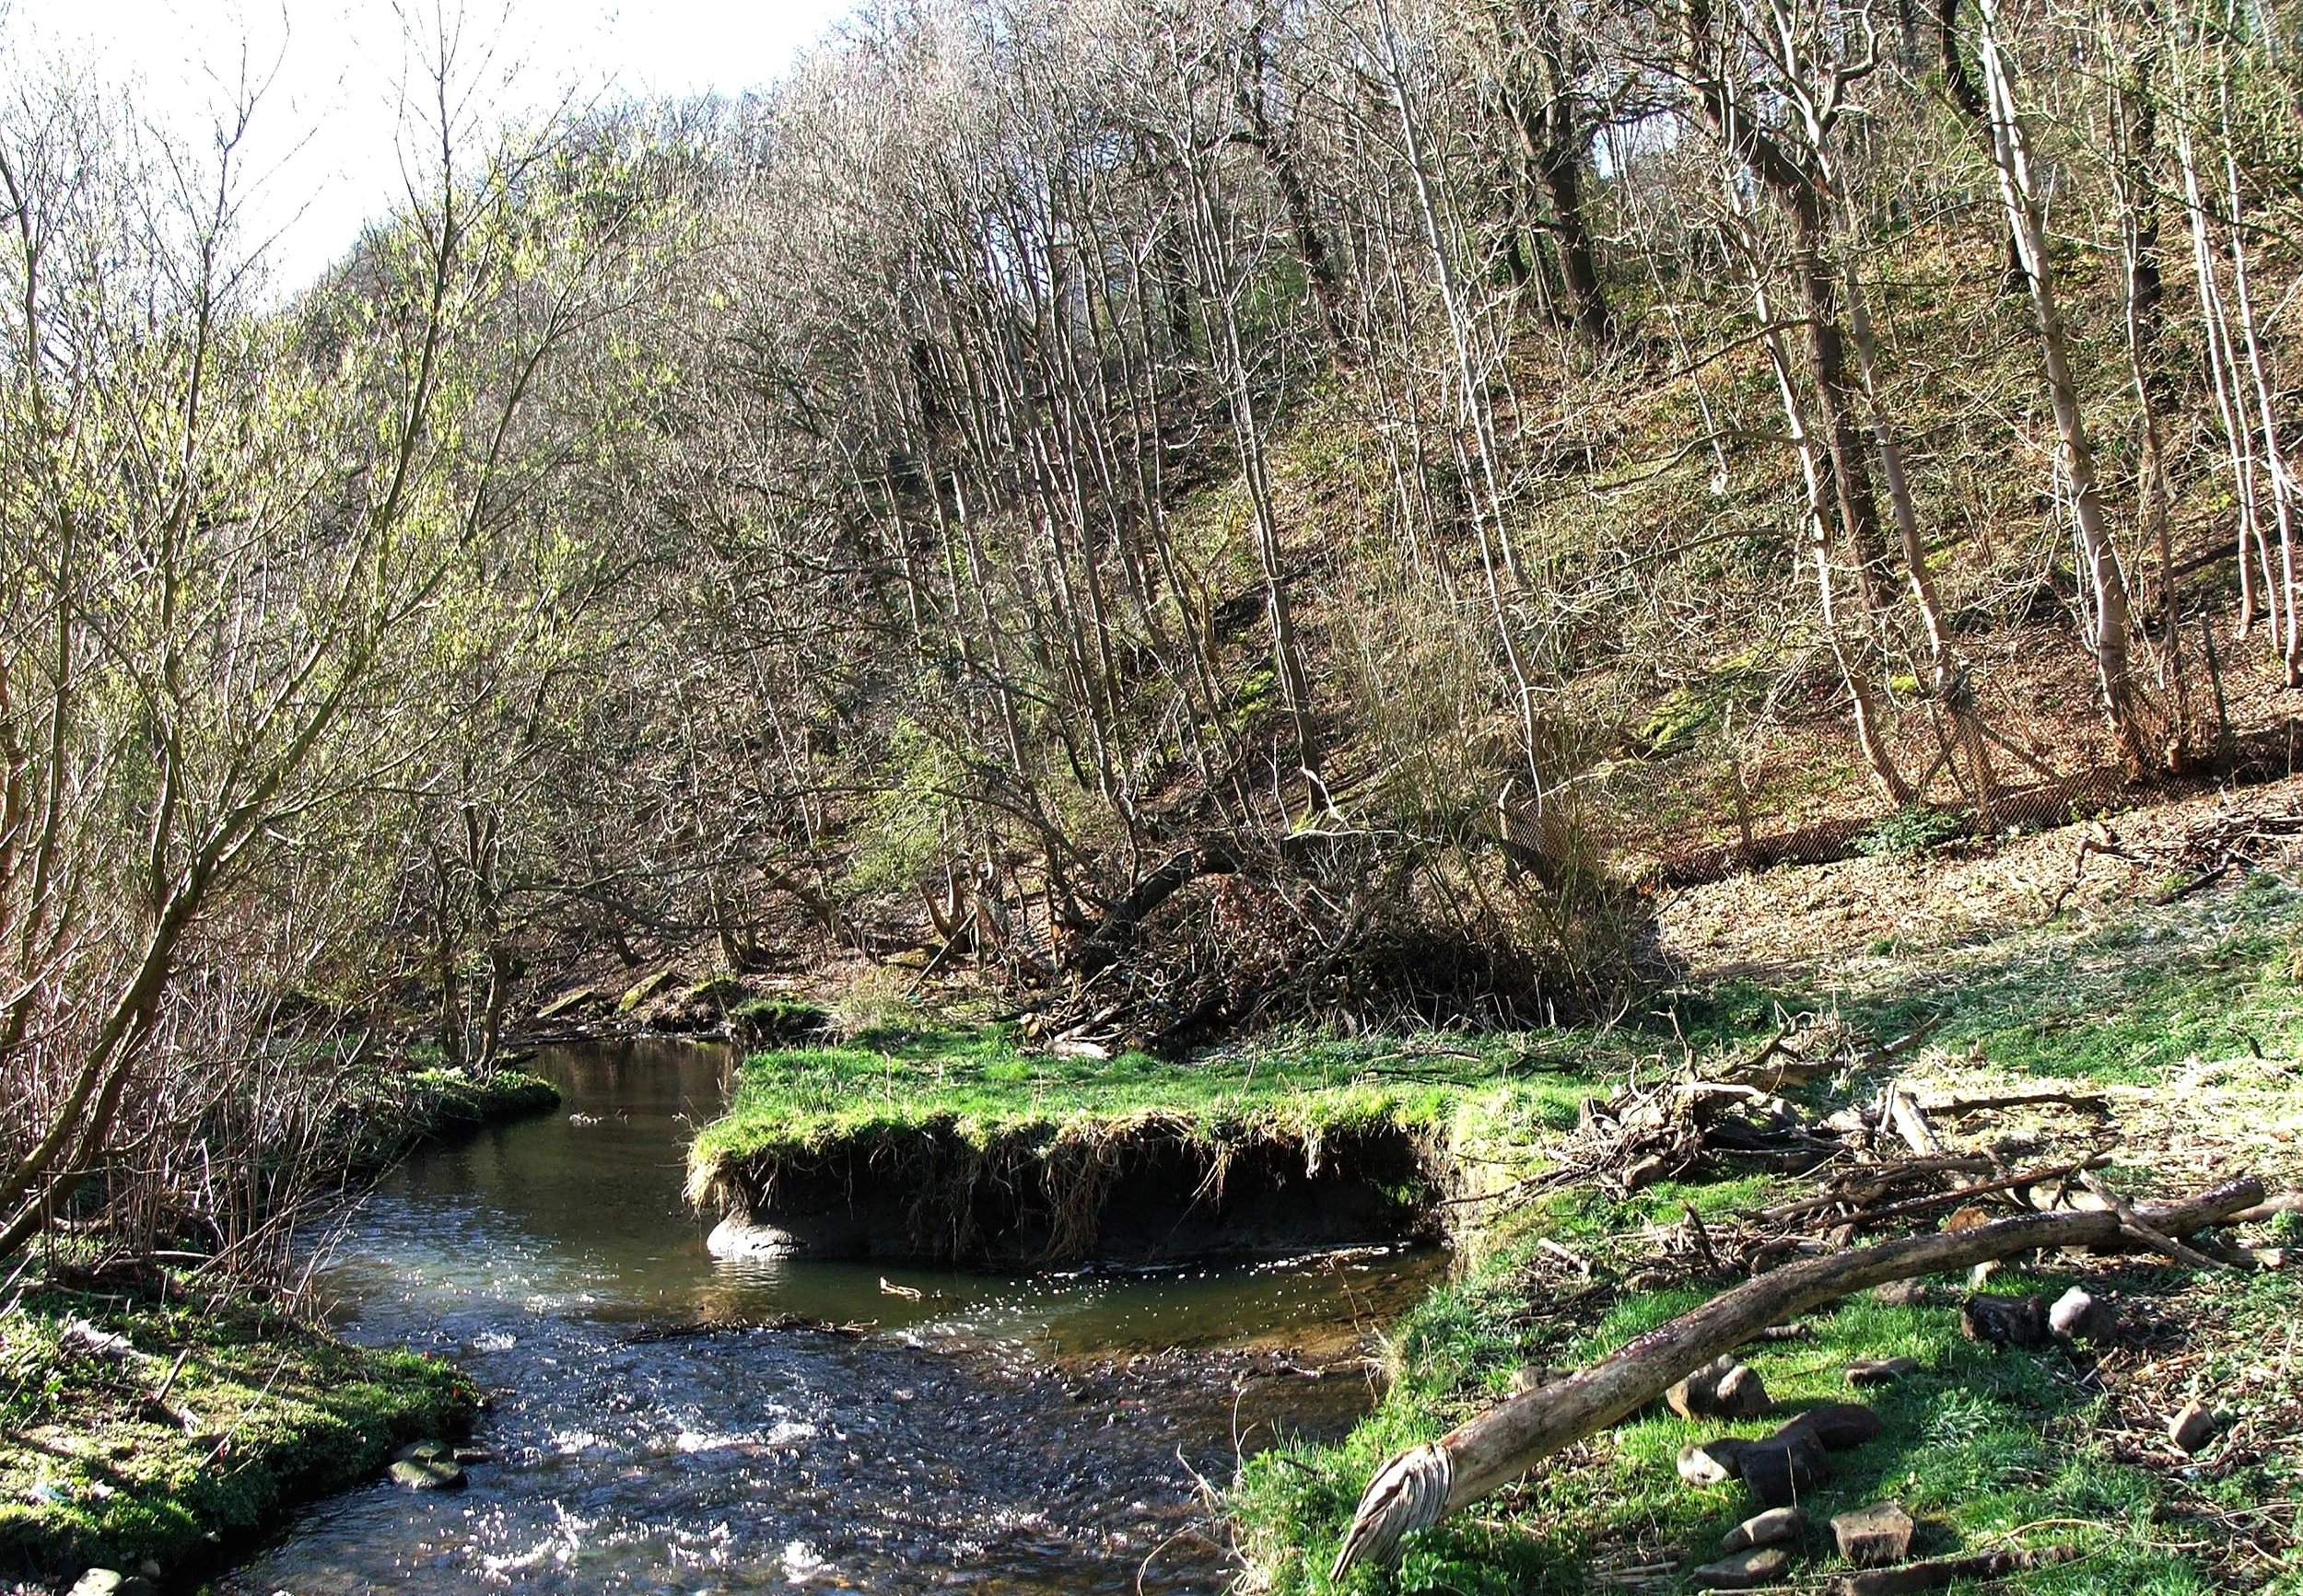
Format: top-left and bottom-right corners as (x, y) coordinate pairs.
(1330, 1177), (2262, 1576)
(1830, 1543), (2082, 1593)
(1851, 1154), (2111, 1229)
(1929, 1090), (2110, 1118)
(1759, 1155), (1999, 1224)
(2079, 1172), (2232, 1272)
(1879, 1079), (1945, 1157)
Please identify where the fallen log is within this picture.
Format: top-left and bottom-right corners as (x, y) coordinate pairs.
(1329, 1176), (2261, 1577)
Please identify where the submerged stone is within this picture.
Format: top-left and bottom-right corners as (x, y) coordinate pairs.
(389, 1457), (467, 1491)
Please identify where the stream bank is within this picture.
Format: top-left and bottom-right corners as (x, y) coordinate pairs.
(686, 1028), (1610, 1268)
(0, 1068), (558, 1588)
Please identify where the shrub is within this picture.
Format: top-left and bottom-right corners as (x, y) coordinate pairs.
(1854, 804), (1968, 859)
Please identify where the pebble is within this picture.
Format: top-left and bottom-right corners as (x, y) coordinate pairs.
(1740, 1426), (1828, 1508)
(1960, 1292), (2049, 1347)
(1873, 1279), (1933, 1307)
(2169, 1400), (2220, 1454)
(1716, 1363), (1772, 1417)
(1678, 1438), (1749, 1485)
(1831, 1499), (1916, 1567)
(1690, 1546), (1790, 1589)
(1669, 1355), (1770, 1420)
(1720, 1505), (1806, 1553)
(2049, 1285), (2105, 1339)
(66, 1574), (152, 1596)
(1779, 1401), (1884, 1451)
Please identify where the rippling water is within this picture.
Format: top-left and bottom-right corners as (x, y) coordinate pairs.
(223, 1040), (1435, 1594)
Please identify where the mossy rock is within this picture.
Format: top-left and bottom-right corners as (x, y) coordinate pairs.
(615, 968), (686, 1013)
(647, 977), (754, 1034)
(729, 996), (829, 1046)
(534, 985), (602, 1021)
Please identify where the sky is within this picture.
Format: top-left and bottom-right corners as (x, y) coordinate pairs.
(6, 0), (857, 290)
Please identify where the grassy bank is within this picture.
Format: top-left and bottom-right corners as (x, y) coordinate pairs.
(0, 1277), (477, 1583)
(384, 1065), (562, 1147)
(1229, 874), (2303, 1593)
(689, 1026), (1601, 1176)
(1233, 1206), (2303, 1594)
(0, 1062), (555, 1587)
(684, 1025), (1628, 1262)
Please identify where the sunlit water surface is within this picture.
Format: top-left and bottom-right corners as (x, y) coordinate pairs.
(222, 1040), (1437, 1594)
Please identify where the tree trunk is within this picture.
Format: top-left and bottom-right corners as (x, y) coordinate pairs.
(1975, 0), (2149, 768)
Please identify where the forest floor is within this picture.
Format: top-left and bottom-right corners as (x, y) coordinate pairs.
(0, 1067), (559, 1590)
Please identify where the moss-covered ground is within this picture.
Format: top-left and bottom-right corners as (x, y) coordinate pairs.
(387, 1065), (562, 1147)
(684, 1024), (1624, 1210)
(0, 1277), (477, 1582)
(0, 1062), (553, 1586)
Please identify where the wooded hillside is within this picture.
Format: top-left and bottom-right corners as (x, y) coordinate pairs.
(4, 0), (2301, 1259)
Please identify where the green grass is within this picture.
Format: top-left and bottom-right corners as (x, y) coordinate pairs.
(684, 1025), (1621, 1202)
(1232, 1201), (2290, 1595)
(0, 1278), (477, 1581)
(1662, 878), (2303, 1085)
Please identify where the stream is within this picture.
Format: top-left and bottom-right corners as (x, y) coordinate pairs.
(222, 1039), (1440, 1594)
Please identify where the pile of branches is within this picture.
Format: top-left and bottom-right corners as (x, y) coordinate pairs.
(2053, 799), (2303, 911)
(1023, 824), (1654, 1051)
(1471, 1015), (1942, 1215)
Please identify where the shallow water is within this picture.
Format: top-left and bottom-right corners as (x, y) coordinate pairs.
(223, 1039), (1436, 1594)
